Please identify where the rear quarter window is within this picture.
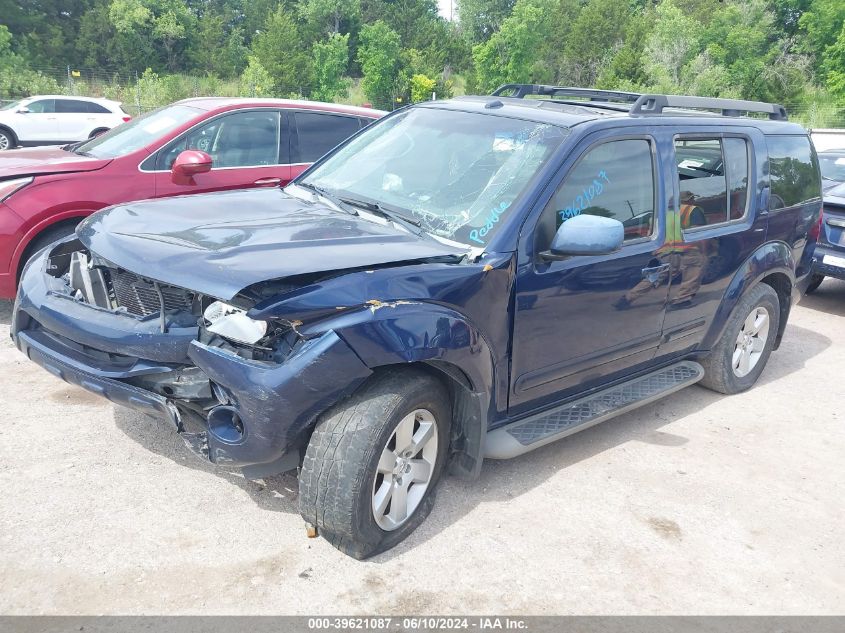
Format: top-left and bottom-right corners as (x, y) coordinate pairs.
(767, 135), (821, 210)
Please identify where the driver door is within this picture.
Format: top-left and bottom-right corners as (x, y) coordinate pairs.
(509, 134), (671, 415)
(13, 98), (58, 143)
(153, 109), (291, 197)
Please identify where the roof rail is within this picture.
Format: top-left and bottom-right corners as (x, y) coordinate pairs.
(631, 94), (788, 121)
(491, 84), (642, 103)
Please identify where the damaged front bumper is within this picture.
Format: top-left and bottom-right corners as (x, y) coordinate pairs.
(12, 244), (373, 477)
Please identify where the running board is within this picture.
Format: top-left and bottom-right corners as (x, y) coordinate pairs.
(485, 361), (704, 459)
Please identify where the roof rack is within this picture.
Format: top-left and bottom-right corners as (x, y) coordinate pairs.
(490, 84), (789, 121)
(491, 84), (642, 103)
(631, 94), (788, 121)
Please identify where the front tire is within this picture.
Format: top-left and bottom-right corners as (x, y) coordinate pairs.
(298, 369), (450, 559)
(699, 283), (780, 394)
(0, 128), (15, 151)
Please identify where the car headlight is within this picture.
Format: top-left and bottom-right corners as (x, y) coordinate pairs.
(0, 176), (33, 202)
(203, 301), (268, 345)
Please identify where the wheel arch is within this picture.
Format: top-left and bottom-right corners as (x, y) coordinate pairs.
(15, 214), (88, 281)
(320, 305), (498, 480)
(0, 124), (18, 147)
(701, 241), (796, 352)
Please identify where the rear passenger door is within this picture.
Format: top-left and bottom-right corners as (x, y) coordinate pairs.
(289, 110), (365, 179)
(656, 128), (765, 359)
(151, 109), (292, 197)
(509, 132), (671, 414)
(54, 99), (98, 140)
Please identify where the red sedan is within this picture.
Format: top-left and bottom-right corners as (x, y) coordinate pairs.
(0, 98), (383, 298)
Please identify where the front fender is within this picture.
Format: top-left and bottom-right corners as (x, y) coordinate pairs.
(701, 241), (795, 351)
(301, 302), (498, 479)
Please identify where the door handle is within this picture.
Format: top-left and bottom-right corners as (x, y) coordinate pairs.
(642, 263), (670, 284)
(254, 177), (282, 186)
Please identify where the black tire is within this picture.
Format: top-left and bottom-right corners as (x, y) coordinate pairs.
(0, 127), (16, 151)
(699, 283), (780, 395)
(299, 369), (450, 559)
(805, 274), (824, 294)
(18, 222), (79, 281)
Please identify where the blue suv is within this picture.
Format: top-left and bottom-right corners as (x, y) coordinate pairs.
(12, 86), (822, 558)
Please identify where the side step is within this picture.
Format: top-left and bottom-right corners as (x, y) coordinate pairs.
(485, 361), (704, 459)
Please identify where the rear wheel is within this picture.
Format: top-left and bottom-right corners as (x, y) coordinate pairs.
(298, 369), (450, 559)
(699, 283), (780, 394)
(805, 274), (824, 294)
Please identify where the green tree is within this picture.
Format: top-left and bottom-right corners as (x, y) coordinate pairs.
(357, 20), (403, 109)
(251, 7), (311, 96)
(799, 0), (845, 74)
(311, 33), (350, 101)
(301, 0), (360, 36)
(410, 73), (437, 102)
(456, 0), (516, 43)
(240, 55), (275, 96)
(108, 0), (197, 71)
(472, 0), (555, 92)
(823, 23), (845, 100)
(642, 0), (699, 89)
(562, 0), (632, 86)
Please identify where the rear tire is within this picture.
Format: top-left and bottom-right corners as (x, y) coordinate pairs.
(805, 274), (824, 294)
(298, 369), (450, 559)
(699, 283), (780, 395)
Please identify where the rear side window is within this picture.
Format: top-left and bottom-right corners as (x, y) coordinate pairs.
(293, 112), (361, 163)
(85, 101), (112, 114)
(674, 137), (750, 227)
(56, 99), (93, 113)
(540, 138), (656, 245)
(767, 136), (821, 209)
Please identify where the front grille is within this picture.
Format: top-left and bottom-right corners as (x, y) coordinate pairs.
(108, 269), (194, 317)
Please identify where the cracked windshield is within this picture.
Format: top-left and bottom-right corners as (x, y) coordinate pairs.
(300, 107), (567, 246)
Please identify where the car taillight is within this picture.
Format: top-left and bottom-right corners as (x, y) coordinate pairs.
(0, 176), (33, 202)
(122, 116), (132, 122)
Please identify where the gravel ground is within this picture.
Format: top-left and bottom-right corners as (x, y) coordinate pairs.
(0, 281), (843, 615)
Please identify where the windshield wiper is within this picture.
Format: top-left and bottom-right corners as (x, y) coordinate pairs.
(336, 195), (439, 243)
(297, 181), (358, 216)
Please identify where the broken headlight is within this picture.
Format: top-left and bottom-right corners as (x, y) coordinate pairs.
(203, 301), (268, 345)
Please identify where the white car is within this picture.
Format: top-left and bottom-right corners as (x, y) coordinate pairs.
(0, 95), (130, 151)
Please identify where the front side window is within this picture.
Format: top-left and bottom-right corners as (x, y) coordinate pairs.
(294, 112), (361, 163)
(75, 104), (202, 159)
(156, 110), (281, 170)
(26, 99), (55, 114)
(768, 136), (822, 210)
(301, 107), (568, 246)
(539, 139), (656, 247)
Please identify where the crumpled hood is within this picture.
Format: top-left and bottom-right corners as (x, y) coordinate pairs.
(0, 146), (111, 179)
(77, 187), (465, 300)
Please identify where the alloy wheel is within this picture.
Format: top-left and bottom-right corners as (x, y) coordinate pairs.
(732, 306), (770, 377)
(371, 408), (438, 531)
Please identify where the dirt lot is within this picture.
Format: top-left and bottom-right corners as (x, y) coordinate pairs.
(1, 281), (843, 615)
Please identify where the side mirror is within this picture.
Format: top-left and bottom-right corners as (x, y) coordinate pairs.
(543, 214), (624, 259)
(171, 150), (212, 185)
(17, 107), (30, 114)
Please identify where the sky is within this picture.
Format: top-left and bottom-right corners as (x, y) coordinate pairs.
(438, 0), (456, 20)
